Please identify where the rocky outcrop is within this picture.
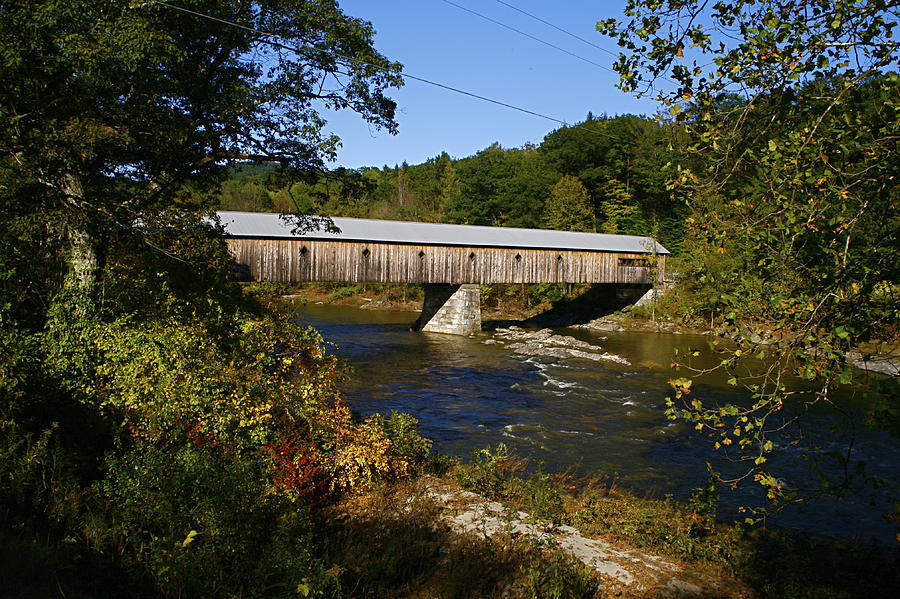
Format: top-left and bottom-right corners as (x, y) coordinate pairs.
(424, 482), (744, 598)
(845, 352), (900, 376)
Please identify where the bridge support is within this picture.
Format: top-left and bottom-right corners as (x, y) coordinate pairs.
(417, 284), (481, 336)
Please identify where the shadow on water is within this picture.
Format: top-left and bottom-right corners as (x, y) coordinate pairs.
(481, 283), (649, 330)
(294, 303), (900, 544)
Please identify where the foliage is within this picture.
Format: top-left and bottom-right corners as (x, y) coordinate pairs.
(541, 114), (688, 248)
(505, 470), (566, 524)
(2, 299), (433, 596)
(0, 0), (402, 316)
(518, 541), (596, 599)
(597, 179), (639, 235)
(601, 0), (900, 508)
(95, 443), (335, 597)
(527, 283), (567, 308)
(454, 443), (524, 499)
(376, 411), (433, 467)
(543, 174), (595, 232)
(0, 2), (441, 597)
(448, 143), (557, 228)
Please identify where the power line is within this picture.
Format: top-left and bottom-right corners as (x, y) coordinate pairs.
(149, 1), (636, 145)
(489, 0), (680, 87)
(490, 0), (619, 58)
(438, 0), (616, 75)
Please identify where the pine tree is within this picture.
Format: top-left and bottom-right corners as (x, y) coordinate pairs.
(435, 152), (458, 215)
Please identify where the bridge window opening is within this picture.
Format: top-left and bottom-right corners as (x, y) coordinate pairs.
(468, 252), (476, 261)
(618, 258), (646, 267)
(299, 246), (308, 256)
(418, 250), (426, 258)
(362, 248), (370, 258)
(515, 253), (522, 262)
(556, 255), (563, 262)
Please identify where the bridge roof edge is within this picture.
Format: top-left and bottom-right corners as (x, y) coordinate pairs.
(216, 211), (670, 255)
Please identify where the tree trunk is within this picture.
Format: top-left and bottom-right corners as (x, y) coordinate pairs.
(60, 175), (107, 320)
(65, 222), (105, 317)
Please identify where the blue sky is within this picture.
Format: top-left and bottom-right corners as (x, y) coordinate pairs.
(325, 1), (659, 169)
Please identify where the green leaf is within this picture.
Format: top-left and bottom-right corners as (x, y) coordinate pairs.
(180, 530), (198, 548)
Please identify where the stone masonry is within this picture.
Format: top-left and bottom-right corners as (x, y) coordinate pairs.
(417, 284), (482, 336)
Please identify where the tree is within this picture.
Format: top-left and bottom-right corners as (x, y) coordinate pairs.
(448, 143), (556, 228)
(543, 175), (595, 232)
(0, 0), (402, 318)
(601, 2), (899, 508)
(539, 115), (686, 247)
(0, 5), (427, 593)
(597, 179), (639, 235)
(435, 151), (458, 216)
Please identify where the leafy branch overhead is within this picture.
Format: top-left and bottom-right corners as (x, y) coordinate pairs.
(602, 0), (899, 507)
(0, 0), (403, 315)
(599, 0), (898, 102)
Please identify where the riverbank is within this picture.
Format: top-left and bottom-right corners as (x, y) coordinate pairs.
(316, 452), (899, 599)
(266, 282), (899, 376)
(258, 281), (570, 322)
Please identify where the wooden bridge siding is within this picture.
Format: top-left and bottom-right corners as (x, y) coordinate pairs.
(225, 238), (663, 284)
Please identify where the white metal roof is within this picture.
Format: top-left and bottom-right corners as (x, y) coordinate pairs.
(216, 211), (669, 255)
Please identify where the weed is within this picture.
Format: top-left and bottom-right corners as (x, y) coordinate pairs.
(506, 470), (565, 524)
(454, 443), (524, 498)
(518, 539), (596, 599)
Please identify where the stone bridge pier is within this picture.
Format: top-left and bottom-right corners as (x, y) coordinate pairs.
(416, 284), (482, 336)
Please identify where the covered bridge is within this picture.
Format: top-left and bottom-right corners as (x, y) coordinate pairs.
(218, 211), (669, 335)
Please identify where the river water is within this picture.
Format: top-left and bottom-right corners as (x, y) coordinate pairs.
(294, 304), (899, 544)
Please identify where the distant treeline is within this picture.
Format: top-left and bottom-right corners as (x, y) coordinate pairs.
(216, 114), (689, 254)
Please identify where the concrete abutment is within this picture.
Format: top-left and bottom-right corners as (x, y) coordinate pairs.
(416, 284), (482, 336)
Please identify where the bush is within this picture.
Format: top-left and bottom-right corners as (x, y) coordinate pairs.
(95, 443), (338, 597)
(519, 539), (596, 599)
(376, 411), (432, 468)
(3, 273), (430, 597)
(454, 443), (524, 498)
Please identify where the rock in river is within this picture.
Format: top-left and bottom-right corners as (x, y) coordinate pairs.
(487, 327), (629, 365)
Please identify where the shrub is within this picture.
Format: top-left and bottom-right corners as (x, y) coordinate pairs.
(376, 411), (432, 468)
(454, 443), (524, 498)
(519, 539), (596, 599)
(95, 443), (337, 597)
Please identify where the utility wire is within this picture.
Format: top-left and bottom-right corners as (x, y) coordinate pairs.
(438, 0), (616, 74)
(149, 1), (637, 145)
(491, 0), (619, 58)
(488, 0), (680, 87)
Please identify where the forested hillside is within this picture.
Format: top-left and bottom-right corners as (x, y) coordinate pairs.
(215, 114), (690, 254)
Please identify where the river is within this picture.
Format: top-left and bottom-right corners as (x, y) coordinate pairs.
(294, 303), (899, 544)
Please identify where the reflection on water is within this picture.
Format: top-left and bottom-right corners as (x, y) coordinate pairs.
(294, 304), (899, 543)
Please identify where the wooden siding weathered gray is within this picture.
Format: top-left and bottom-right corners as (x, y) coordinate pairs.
(226, 238), (665, 285)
